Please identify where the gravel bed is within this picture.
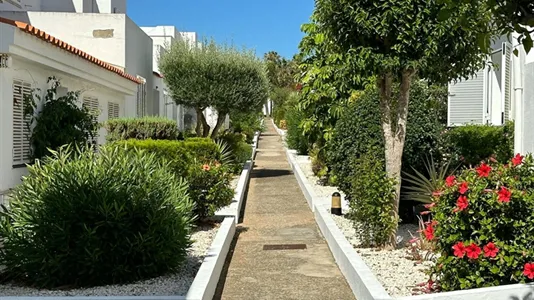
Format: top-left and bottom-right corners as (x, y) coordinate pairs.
(291, 152), (435, 297)
(0, 222), (220, 297)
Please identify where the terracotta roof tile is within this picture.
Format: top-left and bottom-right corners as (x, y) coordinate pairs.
(0, 17), (141, 84)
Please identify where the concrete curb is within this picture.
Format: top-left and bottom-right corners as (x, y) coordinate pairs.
(271, 119), (286, 137)
(215, 160), (253, 223)
(2, 217), (237, 300)
(282, 140), (534, 300)
(251, 131), (260, 160)
(186, 217), (236, 300)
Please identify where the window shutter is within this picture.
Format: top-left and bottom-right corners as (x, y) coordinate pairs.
(448, 69), (485, 126)
(83, 96), (100, 145)
(136, 76), (147, 117)
(12, 79), (32, 166)
(502, 42), (513, 122)
(107, 102), (119, 119)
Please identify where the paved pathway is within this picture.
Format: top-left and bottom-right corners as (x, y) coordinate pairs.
(215, 120), (355, 300)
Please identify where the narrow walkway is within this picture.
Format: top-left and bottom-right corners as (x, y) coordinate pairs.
(215, 120), (355, 300)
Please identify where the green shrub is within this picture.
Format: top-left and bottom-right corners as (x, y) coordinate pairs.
(327, 81), (444, 196)
(347, 149), (397, 247)
(113, 139), (231, 219)
(219, 132), (252, 165)
(113, 139), (193, 177)
(441, 121), (514, 167)
(187, 162), (235, 218)
(229, 111), (263, 143)
(25, 77), (99, 160)
(285, 106), (309, 154)
(0, 146), (193, 288)
(427, 154), (534, 291)
(104, 117), (179, 142)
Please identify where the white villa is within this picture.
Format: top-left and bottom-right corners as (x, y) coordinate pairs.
(448, 32), (534, 156)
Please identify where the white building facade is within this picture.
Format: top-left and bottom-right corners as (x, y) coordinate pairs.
(0, 16), (138, 192)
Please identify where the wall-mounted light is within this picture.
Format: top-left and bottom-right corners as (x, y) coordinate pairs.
(0, 54), (12, 68)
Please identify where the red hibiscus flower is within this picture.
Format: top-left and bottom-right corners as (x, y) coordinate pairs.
(476, 163), (492, 177)
(456, 195), (468, 211)
(466, 243), (482, 259)
(445, 175), (456, 187)
(452, 241), (466, 258)
(483, 242), (499, 258)
(524, 263), (534, 279)
(498, 186), (511, 203)
(423, 224), (434, 241)
(458, 182), (469, 194)
(202, 164), (211, 171)
(512, 153), (524, 166)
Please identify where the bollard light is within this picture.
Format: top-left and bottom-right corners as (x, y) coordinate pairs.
(331, 192), (342, 215)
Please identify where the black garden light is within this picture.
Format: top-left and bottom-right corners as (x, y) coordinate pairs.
(331, 192), (342, 215)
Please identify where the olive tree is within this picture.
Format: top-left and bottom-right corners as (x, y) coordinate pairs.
(160, 39), (269, 138)
(312, 0), (495, 245)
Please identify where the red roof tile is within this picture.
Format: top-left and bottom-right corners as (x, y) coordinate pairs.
(0, 17), (141, 84)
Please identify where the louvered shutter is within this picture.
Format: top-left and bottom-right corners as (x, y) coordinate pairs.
(107, 102), (119, 119)
(448, 69), (486, 126)
(502, 42), (512, 122)
(12, 80), (32, 166)
(83, 97), (100, 145)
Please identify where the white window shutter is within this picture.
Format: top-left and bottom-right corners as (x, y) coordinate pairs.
(501, 42), (512, 122)
(448, 69), (486, 126)
(83, 96), (100, 145)
(107, 102), (119, 119)
(12, 79), (32, 165)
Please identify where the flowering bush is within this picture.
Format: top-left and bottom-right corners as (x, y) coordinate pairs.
(426, 154), (534, 291)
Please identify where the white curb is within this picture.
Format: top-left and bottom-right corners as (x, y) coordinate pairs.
(215, 160), (253, 223)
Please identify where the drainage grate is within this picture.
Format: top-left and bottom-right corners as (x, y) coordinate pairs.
(263, 244), (307, 250)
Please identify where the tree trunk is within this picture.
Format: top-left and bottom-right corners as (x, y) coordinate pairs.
(210, 111), (227, 139)
(195, 107), (211, 137)
(195, 109), (202, 137)
(377, 69), (416, 247)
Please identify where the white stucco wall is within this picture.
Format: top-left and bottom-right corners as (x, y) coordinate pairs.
(0, 58), (129, 191)
(0, 0), (127, 13)
(0, 0), (25, 11)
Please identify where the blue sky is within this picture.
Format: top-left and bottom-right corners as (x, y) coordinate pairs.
(128, 0), (314, 59)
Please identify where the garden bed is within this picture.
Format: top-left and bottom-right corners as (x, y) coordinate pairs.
(0, 222), (221, 297)
(290, 153), (433, 298)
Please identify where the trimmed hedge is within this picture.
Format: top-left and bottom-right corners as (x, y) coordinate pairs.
(0, 146), (193, 288)
(104, 117), (179, 142)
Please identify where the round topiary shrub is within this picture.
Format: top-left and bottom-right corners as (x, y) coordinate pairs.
(426, 154), (534, 292)
(0, 146), (194, 288)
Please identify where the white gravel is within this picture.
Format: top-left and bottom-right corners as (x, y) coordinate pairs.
(0, 222), (220, 297)
(292, 152), (435, 298)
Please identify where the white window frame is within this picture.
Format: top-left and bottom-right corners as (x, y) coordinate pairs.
(136, 76), (147, 117)
(12, 79), (32, 166)
(83, 96), (100, 146)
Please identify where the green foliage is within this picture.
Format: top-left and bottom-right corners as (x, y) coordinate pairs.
(219, 132), (252, 166)
(25, 77), (98, 161)
(347, 150), (397, 247)
(428, 155), (534, 291)
(187, 162), (235, 219)
(0, 146), (193, 288)
(264, 51), (299, 89)
(113, 139), (231, 219)
(285, 105), (309, 155)
(104, 117), (179, 142)
(441, 121), (514, 167)
(403, 156), (457, 204)
(160, 38), (269, 137)
(328, 81), (444, 195)
(229, 111), (263, 143)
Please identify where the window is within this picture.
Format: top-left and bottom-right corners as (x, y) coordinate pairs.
(108, 102), (120, 119)
(83, 96), (100, 145)
(12, 79), (32, 166)
(136, 76), (147, 117)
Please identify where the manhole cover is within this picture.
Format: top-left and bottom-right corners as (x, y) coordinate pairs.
(263, 244), (307, 250)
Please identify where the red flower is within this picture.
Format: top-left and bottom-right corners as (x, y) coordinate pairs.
(476, 163), (492, 177)
(202, 164), (211, 171)
(424, 203), (436, 209)
(432, 191), (443, 198)
(296, 83), (303, 91)
(524, 263), (534, 280)
(498, 186), (511, 203)
(452, 242), (466, 258)
(466, 243), (482, 259)
(512, 154), (524, 166)
(483, 242), (499, 258)
(423, 221), (437, 241)
(456, 195), (468, 211)
(458, 182), (469, 194)
(445, 175), (456, 187)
